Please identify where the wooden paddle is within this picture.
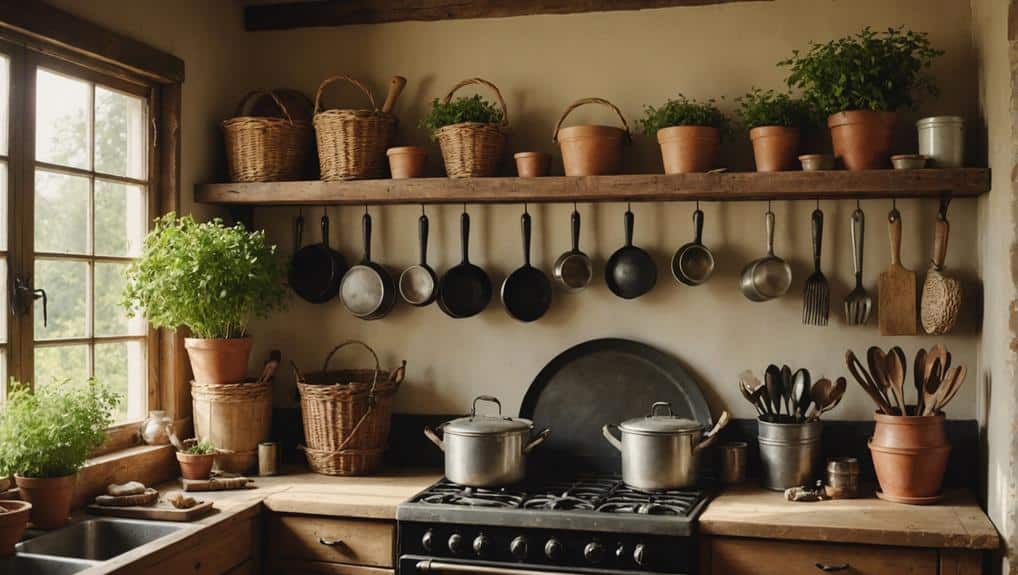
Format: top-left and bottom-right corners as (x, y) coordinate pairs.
(879, 207), (918, 336)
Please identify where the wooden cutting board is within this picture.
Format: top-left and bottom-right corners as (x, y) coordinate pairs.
(87, 500), (214, 522)
(878, 208), (917, 336)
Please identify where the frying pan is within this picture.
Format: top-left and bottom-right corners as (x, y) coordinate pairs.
(605, 207), (657, 299)
(438, 211), (492, 319)
(553, 209), (592, 292)
(502, 211), (552, 322)
(740, 209), (791, 302)
(399, 211), (438, 306)
(671, 207), (715, 286)
(339, 212), (396, 320)
(289, 211), (347, 303)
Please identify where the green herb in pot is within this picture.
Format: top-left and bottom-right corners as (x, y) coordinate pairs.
(638, 94), (730, 137)
(185, 440), (216, 455)
(735, 88), (812, 130)
(419, 94), (504, 137)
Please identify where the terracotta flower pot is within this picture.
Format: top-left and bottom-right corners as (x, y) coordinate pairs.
(558, 125), (626, 176)
(184, 337), (252, 386)
(177, 451), (216, 480)
(827, 110), (897, 171)
(14, 474), (75, 529)
(869, 412), (950, 502)
(386, 146), (427, 179)
(749, 126), (800, 172)
(656, 126), (720, 174)
(514, 152), (552, 177)
(0, 500), (31, 555)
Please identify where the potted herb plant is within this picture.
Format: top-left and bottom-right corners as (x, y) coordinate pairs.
(781, 26), (942, 170)
(736, 88), (811, 172)
(420, 78), (508, 177)
(0, 500), (32, 555)
(123, 213), (285, 386)
(0, 380), (118, 529)
(639, 94), (729, 174)
(176, 439), (217, 480)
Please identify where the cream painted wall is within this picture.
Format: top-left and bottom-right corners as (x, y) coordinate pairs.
(240, 0), (985, 422)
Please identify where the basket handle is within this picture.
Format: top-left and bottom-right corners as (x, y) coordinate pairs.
(442, 77), (509, 127)
(314, 75), (378, 115)
(322, 340), (382, 391)
(234, 90), (295, 124)
(552, 97), (631, 143)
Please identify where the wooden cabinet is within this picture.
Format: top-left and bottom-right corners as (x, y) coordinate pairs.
(126, 514), (259, 575)
(267, 513), (395, 572)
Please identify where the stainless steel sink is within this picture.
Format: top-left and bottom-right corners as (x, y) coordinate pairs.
(16, 517), (187, 561)
(0, 555), (97, 574)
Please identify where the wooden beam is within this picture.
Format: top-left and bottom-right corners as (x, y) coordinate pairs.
(245, 0), (770, 30)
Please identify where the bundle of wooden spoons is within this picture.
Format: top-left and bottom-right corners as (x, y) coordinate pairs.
(845, 344), (966, 415)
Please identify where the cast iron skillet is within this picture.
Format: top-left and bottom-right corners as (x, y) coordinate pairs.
(501, 211), (552, 322)
(339, 212), (396, 320)
(438, 211), (492, 319)
(605, 208), (657, 299)
(289, 213), (347, 303)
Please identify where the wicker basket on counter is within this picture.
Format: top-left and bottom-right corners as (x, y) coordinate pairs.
(295, 340), (406, 476)
(433, 77), (509, 178)
(221, 90), (313, 182)
(191, 378), (273, 473)
(313, 76), (396, 181)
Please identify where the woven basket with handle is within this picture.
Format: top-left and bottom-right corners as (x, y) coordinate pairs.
(313, 76), (396, 181)
(295, 341), (406, 476)
(434, 78), (509, 178)
(222, 90), (314, 182)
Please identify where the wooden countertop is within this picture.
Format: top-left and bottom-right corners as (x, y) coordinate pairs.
(699, 487), (999, 550)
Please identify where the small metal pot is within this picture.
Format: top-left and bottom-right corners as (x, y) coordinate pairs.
(424, 396), (550, 487)
(603, 402), (729, 490)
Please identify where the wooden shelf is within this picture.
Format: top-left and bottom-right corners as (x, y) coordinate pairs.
(195, 168), (989, 206)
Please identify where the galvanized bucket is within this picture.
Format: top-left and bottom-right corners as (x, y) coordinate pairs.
(757, 419), (822, 491)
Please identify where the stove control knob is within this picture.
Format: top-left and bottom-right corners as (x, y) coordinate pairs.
(584, 541), (606, 564)
(615, 543), (626, 560)
(544, 538), (564, 561)
(422, 530), (435, 552)
(448, 533), (465, 555)
(473, 534), (492, 558)
(510, 536), (529, 560)
(633, 543), (648, 567)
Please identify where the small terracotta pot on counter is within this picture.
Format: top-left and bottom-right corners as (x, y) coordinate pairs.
(828, 110), (897, 171)
(184, 337), (252, 386)
(749, 126), (800, 172)
(14, 474), (75, 529)
(869, 411), (950, 504)
(0, 500), (31, 555)
(657, 126), (720, 174)
(514, 152), (551, 177)
(387, 146), (427, 179)
(177, 451), (216, 480)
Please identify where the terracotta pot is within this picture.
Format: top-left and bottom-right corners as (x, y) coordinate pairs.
(177, 451), (216, 480)
(558, 125), (626, 176)
(514, 152), (551, 177)
(14, 474), (75, 529)
(871, 411), (948, 449)
(749, 126), (800, 172)
(0, 500), (31, 555)
(386, 146), (427, 179)
(656, 126), (720, 174)
(827, 110), (897, 171)
(869, 412), (950, 501)
(184, 337), (252, 386)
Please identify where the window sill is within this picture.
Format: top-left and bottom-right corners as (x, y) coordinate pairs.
(75, 444), (177, 507)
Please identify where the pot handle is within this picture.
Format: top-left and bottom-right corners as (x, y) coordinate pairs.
(472, 395), (502, 417)
(602, 424), (622, 451)
(523, 428), (551, 454)
(423, 426), (445, 452)
(694, 411), (730, 454)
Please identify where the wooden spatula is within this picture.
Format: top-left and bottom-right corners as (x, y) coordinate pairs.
(879, 208), (917, 335)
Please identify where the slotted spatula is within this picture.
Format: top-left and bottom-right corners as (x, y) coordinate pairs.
(803, 207), (829, 326)
(879, 207), (918, 336)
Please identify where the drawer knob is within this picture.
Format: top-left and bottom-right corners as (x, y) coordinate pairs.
(319, 537), (345, 547)
(815, 563), (849, 572)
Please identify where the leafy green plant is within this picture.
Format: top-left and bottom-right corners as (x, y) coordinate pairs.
(419, 95), (504, 136)
(122, 213), (285, 340)
(0, 379), (119, 478)
(638, 94), (730, 137)
(780, 26), (943, 116)
(185, 440), (216, 455)
(735, 88), (812, 130)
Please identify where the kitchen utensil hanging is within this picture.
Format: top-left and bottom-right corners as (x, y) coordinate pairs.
(803, 203), (829, 325)
(671, 202), (715, 286)
(339, 209), (397, 320)
(740, 203), (791, 302)
(502, 207), (552, 322)
(844, 203), (873, 325)
(399, 208), (438, 306)
(921, 198), (962, 334)
(605, 204), (657, 299)
(553, 206), (592, 292)
(878, 201), (918, 335)
(289, 208), (347, 303)
(438, 208), (493, 319)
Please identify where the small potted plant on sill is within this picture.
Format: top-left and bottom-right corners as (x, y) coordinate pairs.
(176, 439), (217, 480)
(122, 213), (285, 386)
(0, 500), (32, 555)
(0, 379), (118, 529)
(639, 94), (729, 174)
(780, 26), (942, 171)
(735, 88), (812, 172)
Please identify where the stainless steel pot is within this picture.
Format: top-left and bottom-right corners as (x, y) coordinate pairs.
(424, 396), (550, 487)
(603, 402), (729, 490)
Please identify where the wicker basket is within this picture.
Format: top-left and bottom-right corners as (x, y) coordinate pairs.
(295, 341), (406, 476)
(313, 76), (396, 181)
(434, 78), (509, 178)
(191, 379), (273, 473)
(222, 90), (313, 182)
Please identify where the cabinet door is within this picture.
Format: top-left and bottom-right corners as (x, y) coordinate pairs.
(709, 537), (939, 575)
(270, 559), (394, 575)
(269, 514), (395, 567)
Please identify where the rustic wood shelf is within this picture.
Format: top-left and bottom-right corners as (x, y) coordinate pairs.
(195, 168), (989, 206)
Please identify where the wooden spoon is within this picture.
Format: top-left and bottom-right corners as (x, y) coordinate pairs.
(765, 365), (784, 417)
(846, 349), (894, 414)
(738, 371), (765, 416)
(884, 346), (908, 414)
(934, 365), (967, 414)
(913, 348), (927, 415)
(867, 347), (897, 414)
(807, 377), (847, 421)
(922, 357), (944, 416)
(781, 365), (794, 416)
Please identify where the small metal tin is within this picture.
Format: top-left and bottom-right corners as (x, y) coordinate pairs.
(719, 441), (747, 485)
(798, 154), (836, 171)
(258, 442), (279, 476)
(825, 457), (860, 499)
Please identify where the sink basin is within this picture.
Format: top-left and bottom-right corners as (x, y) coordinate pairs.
(0, 555), (97, 574)
(16, 518), (186, 561)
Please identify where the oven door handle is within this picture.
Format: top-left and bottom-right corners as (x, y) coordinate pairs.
(417, 560), (580, 575)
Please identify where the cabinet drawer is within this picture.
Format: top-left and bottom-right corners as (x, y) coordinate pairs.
(709, 537), (938, 575)
(270, 514), (394, 567)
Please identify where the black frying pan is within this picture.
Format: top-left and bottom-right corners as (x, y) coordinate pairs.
(289, 212), (347, 303)
(501, 211), (551, 322)
(605, 208), (656, 299)
(438, 211), (492, 319)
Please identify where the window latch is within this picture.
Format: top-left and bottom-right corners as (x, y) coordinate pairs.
(12, 275), (47, 328)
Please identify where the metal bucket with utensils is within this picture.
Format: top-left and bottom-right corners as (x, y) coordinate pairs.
(758, 418), (822, 491)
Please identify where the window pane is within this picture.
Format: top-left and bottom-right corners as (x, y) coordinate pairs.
(95, 87), (147, 179)
(96, 340), (146, 423)
(95, 180), (146, 257)
(0, 161), (6, 251)
(35, 170), (89, 254)
(0, 259), (6, 344)
(36, 69), (91, 169)
(0, 55), (8, 156)
(95, 262), (144, 336)
(35, 259), (88, 340)
(34, 344), (88, 388)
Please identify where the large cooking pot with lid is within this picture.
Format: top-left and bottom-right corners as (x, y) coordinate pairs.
(603, 401), (729, 490)
(425, 396), (550, 487)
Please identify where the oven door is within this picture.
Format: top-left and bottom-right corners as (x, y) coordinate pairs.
(401, 555), (688, 575)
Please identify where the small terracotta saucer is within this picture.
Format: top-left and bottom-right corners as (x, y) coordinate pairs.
(875, 490), (944, 505)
